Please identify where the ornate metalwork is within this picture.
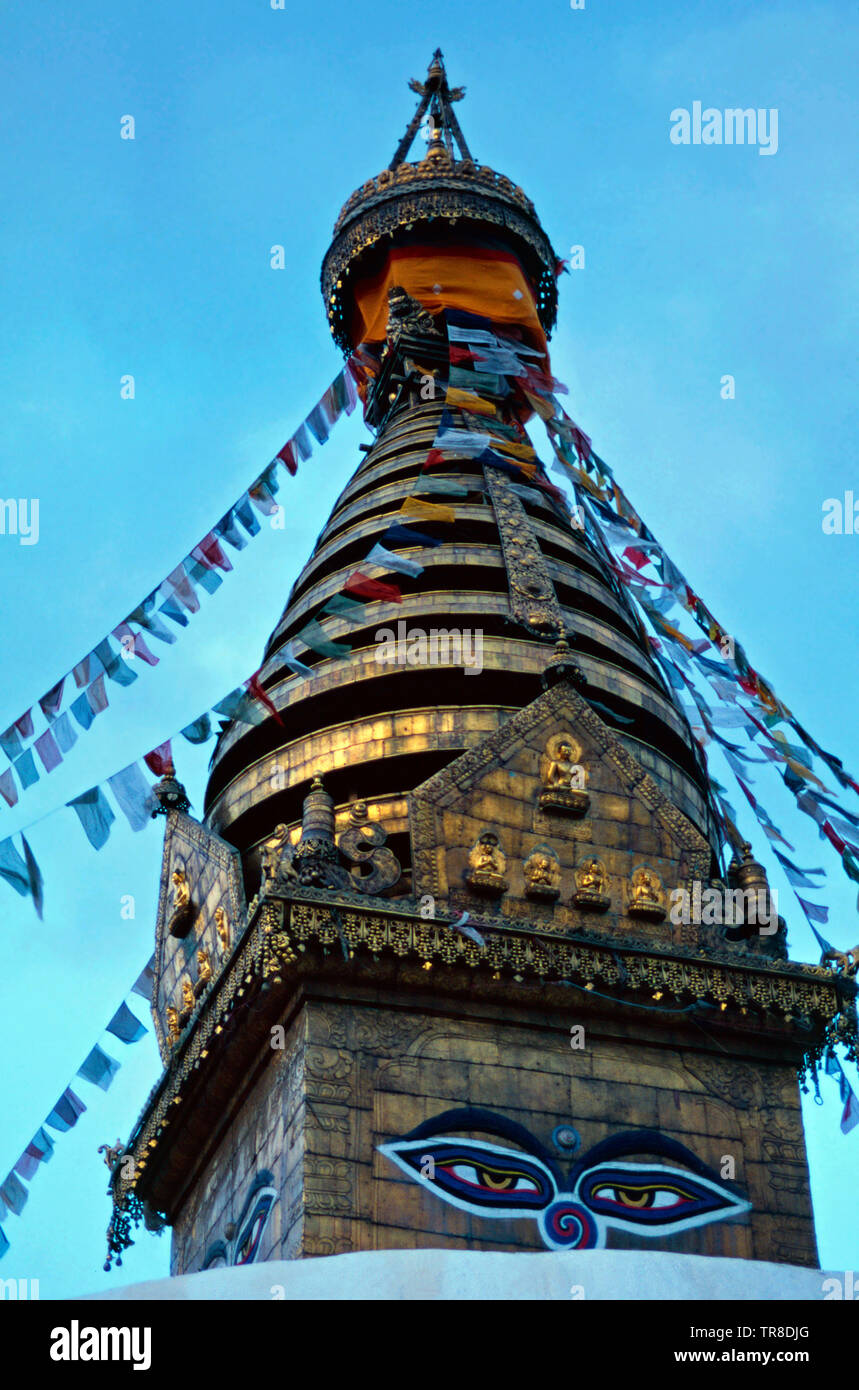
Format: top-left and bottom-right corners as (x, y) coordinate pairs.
(338, 802), (401, 895)
(484, 464), (564, 635)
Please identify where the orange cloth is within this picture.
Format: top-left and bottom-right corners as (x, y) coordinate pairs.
(351, 243), (546, 351)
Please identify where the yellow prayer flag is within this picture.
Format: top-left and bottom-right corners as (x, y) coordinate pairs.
(523, 389), (556, 422)
(400, 495), (457, 525)
(445, 387), (497, 417)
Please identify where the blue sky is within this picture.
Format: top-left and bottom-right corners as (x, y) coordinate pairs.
(0, 0), (856, 1295)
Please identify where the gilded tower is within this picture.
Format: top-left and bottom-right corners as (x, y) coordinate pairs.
(108, 54), (848, 1274)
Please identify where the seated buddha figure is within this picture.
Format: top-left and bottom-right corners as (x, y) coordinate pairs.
(523, 844), (562, 902)
(573, 856), (610, 913)
(628, 865), (666, 922)
(465, 831), (509, 897)
(539, 735), (589, 815)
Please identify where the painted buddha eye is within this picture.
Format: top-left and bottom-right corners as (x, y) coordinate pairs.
(236, 1209), (266, 1265)
(232, 1184), (278, 1266)
(591, 1183), (688, 1211)
(380, 1136), (557, 1214)
(442, 1162), (541, 1194)
(578, 1163), (749, 1230)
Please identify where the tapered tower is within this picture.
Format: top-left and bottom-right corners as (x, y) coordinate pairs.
(109, 54), (848, 1276)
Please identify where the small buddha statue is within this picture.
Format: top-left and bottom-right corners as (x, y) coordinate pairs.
(573, 856), (610, 913)
(180, 977), (195, 1018)
(195, 948), (213, 996)
(465, 831), (508, 897)
(628, 866), (666, 922)
(167, 866), (195, 938)
(523, 844), (561, 902)
(172, 869), (190, 909)
(215, 905), (231, 956)
(539, 735), (589, 815)
(165, 1006), (181, 1044)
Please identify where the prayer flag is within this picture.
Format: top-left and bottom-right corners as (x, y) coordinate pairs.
(180, 714), (212, 745)
(214, 689), (267, 726)
(295, 620), (352, 659)
(87, 675), (109, 715)
(414, 477), (470, 497)
(277, 441), (298, 476)
(306, 404), (330, 445)
(70, 692), (95, 731)
(132, 960), (156, 1001)
(106, 1002), (147, 1043)
(0, 1174), (27, 1217)
(185, 557), (223, 596)
(52, 713), (78, 754)
(245, 670), (284, 725)
(0, 770), (17, 808)
(77, 1044), (121, 1092)
(13, 750), (39, 789)
(365, 543), (424, 578)
(14, 711), (34, 740)
(45, 1087), (87, 1132)
(34, 729), (62, 773)
(14, 1148), (40, 1182)
(282, 648), (314, 678)
(144, 741), (173, 777)
(0, 837), (29, 897)
(234, 495), (262, 537)
(108, 763), (156, 831)
(400, 496), (456, 525)
(248, 478), (279, 516)
(167, 566), (200, 614)
(0, 725), (23, 761)
(160, 596), (190, 628)
(28, 1128), (54, 1162)
(772, 849), (825, 888)
(196, 532), (232, 572)
(344, 572), (402, 604)
(67, 786), (116, 850)
(383, 524), (441, 548)
(795, 894), (829, 925)
(21, 835), (43, 919)
(293, 424), (313, 461)
(38, 679), (65, 722)
(214, 509), (248, 551)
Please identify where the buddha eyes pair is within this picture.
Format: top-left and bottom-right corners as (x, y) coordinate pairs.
(444, 1160), (689, 1210)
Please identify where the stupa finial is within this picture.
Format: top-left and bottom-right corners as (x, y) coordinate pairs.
(391, 49), (471, 170)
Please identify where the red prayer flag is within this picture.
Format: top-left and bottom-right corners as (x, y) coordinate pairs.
(15, 710), (34, 739)
(344, 572), (403, 604)
(38, 679), (65, 722)
(424, 449), (447, 469)
(448, 345), (487, 366)
(245, 669), (284, 726)
(277, 441), (298, 476)
(822, 821), (848, 855)
(623, 547), (650, 571)
(196, 533), (232, 573)
(144, 741), (174, 778)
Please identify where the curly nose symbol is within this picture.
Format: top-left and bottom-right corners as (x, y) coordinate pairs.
(542, 1200), (597, 1249)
